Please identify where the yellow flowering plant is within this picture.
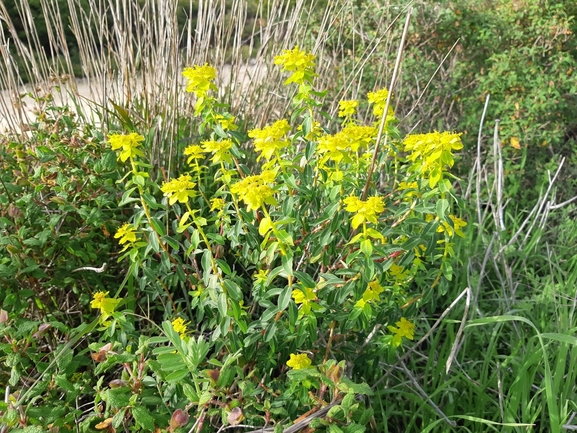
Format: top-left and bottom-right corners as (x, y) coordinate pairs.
(100, 46), (466, 431)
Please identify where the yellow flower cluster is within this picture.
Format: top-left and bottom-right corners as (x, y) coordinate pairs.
(107, 133), (145, 163)
(355, 280), (385, 309)
(316, 125), (377, 166)
(214, 114), (238, 131)
(367, 88), (395, 121)
(437, 215), (467, 238)
(338, 100), (359, 118)
(182, 64), (217, 97)
(286, 353), (312, 370)
(230, 171), (277, 212)
(91, 291), (121, 324)
(292, 286), (316, 316)
(201, 139), (233, 164)
(403, 131), (463, 187)
(274, 46), (316, 85)
(114, 223), (138, 251)
(171, 317), (189, 338)
(161, 174), (197, 205)
(183, 145), (205, 164)
(343, 196), (385, 229)
(248, 119), (291, 161)
(388, 317), (415, 347)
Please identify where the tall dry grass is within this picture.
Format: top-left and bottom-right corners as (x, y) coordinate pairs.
(0, 0), (408, 172)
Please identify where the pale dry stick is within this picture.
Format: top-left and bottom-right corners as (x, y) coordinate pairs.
(497, 362), (504, 424)
(464, 94), (490, 228)
(397, 354), (457, 427)
(362, 6), (413, 201)
(445, 286), (471, 374)
(518, 158), (565, 248)
(371, 287), (470, 390)
(497, 157), (565, 255)
(400, 39), (461, 126)
(493, 119), (506, 232)
(470, 233), (497, 318)
(549, 194), (577, 210)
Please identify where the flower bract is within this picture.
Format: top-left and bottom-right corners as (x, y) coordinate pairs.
(182, 64), (217, 97)
(388, 317), (415, 347)
(343, 196), (385, 229)
(161, 174), (197, 205)
(286, 353), (312, 370)
(107, 133), (145, 162)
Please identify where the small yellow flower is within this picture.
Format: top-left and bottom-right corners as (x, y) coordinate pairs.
(248, 119), (291, 161)
(201, 139), (233, 164)
(91, 291), (121, 322)
(367, 88), (396, 121)
(274, 46), (316, 85)
(286, 353), (312, 370)
(214, 114), (238, 131)
(338, 100), (359, 117)
(437, 215), (467, 238)
(210, 198), (225, 212)
(388, 317), (415, 347)
(292, 287), (316, 316)
(171, 317), (189, 338)
(355, 280), (384, 308)
(230, 171), (277, 212)
(254, 269), (269, 285)
(161, 174), (196, 205)
(343, 196), (385, 229)
(107, 133), (145, 162)
(184, 145), (206, 164)
(182, 64), (217, 97)
(114, 223), (137, 245)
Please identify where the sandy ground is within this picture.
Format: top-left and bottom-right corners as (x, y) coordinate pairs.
(0, 63), (266, 134)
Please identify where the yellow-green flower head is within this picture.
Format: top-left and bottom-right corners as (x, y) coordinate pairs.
(230, 170), (277, 212)
(355, 279), (385, 309)
(182, 64), (218, 97)
(184, 145), (206, 164)
(343, 196), (385, 229)
(403, 131), (463, 171)
(107, 133), (145, 162)
(201, 139), (233, 164)
(91, 291), (121, 321)
(339, 125), (378, 152)
(367, 88), (395, 120)
(171, 317), (189, 337)
(286, 353), (312, 370)
(274, 46), (316, 85)
(161, 174), (197, 205)
(214, 114), (238, 131)
(210, 197), (225, 212)
(316, 133), (350, 165)
(114, 223), (137, 245)
(254, 269), (269, 285)
(437, 215), (467, 238)
(388, 317), (415, 347)
(248, 119), (291, 161)
(292, 286), (317, 316)
(338, 100), (359, 118)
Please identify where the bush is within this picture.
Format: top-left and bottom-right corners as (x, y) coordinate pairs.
(1, 46), (466, 431)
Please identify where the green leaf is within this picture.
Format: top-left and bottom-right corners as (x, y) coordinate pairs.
(360, 239), (373, 257)
(436, 199), (449, 220)
(217, 293), (228, 318)
(278, 287), (292, 311)
(118, 187), (139, 206)
(132, 406), (156, 430)
(294, 271), (315, 288)
(223, 279), (243, 302)
(263, 322), (277, 343)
